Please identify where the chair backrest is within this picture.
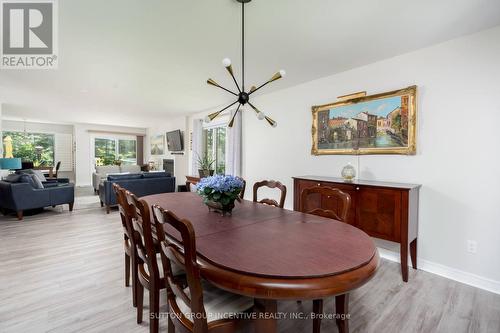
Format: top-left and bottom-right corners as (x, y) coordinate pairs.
(125, 191), (161, 282)
(55, 161), (61, 176)
(237, 177), (246, 200)
(300, 186), (351, 222)
(253, 180), (287, 208)
(152, 205), (208, 332)
(113, 183), (133, 241)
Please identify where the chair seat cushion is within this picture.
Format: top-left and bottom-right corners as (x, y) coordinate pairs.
(144, 254), (184, 278)
(176, 280), (253, 323)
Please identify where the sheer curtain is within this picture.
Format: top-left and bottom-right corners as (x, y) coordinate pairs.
(191, 119), (204, 176)
(225, 110), (242, 176)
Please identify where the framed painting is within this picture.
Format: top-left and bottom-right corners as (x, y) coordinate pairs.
(311, 85), (417, 155)
(150, 134), (165, 155)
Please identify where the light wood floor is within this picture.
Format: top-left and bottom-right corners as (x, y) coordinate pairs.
(1, 188), (499, 333)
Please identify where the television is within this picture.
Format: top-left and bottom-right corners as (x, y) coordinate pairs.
(166, 130), (184, 152)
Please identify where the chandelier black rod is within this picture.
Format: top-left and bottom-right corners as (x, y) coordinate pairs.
(242, 1), (245, 92)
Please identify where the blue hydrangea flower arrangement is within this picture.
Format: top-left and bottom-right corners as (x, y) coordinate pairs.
(197, 175), (244, 215)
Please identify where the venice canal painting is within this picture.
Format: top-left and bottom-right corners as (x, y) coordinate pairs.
(312, 86), (417, 155)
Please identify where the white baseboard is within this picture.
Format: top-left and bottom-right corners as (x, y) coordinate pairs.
(377, 247), (500, 295)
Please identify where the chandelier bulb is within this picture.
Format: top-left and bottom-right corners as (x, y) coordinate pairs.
(272, 121), (278, 128)
(222, 58), (232, 68)
(257, 112), (266, 120)
(279, 69), (286, 78)
(204, 115), (211, 123)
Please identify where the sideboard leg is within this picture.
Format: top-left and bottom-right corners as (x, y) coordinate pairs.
(254, 299), (277, 333)
(410, 238), (418, 269)
(400, 240), (409, 282)
(335, 293), (349, 333)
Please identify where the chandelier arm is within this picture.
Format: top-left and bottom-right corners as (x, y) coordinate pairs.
(227, 70), (242, 93)
(264, 115), (277, 127)
(208, 82), (238, 96)
(247, 102), (261, 115)
(207, 100), (239, 121)
(228, 103), (242, 128)
(248, 80), (272, 96)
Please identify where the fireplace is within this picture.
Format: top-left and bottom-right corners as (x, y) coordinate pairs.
(163, 159), (174, 175)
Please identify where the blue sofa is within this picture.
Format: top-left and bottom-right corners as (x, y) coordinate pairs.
(99, 172), (176, 213)
(0, 174), (75, 220)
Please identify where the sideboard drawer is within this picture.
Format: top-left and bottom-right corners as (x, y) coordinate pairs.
(356, 187), (402, 242)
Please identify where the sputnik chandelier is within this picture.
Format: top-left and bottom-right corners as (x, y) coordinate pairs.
(205, 0), (286, 128)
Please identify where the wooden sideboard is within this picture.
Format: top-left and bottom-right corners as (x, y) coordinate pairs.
(293, 176), (420, 282)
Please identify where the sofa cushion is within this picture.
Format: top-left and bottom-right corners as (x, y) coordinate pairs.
(95, 165), (120, 175)
(120, 165), (141, 173)
(3, 174), (22, 183)
(31, 174), (44, 189)
(18, 174), (36, 188)
(142, 171), (171, 178)
(32, 170), (47, 182)
(107, 173), (143, 181)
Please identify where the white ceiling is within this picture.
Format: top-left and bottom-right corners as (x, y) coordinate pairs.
(1, 0), (500, 127)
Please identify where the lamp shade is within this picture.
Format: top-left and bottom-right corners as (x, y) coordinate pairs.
(0, 158), (22, 170)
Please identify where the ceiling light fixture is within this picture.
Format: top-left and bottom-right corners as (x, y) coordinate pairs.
(205, 0), (285, 128)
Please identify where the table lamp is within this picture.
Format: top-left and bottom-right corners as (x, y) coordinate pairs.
(0, 158), (22, 176)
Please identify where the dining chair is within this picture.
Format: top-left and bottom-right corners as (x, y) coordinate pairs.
(125, 190), (184, 333)
(152, 204), (254, 333)
(300, 186), (351, 222)
(113, 184), (138, 307)
(237, 177), (246, 200)
(44, 161), (61, 179)
(253, 180), (287, 208)
(300, 186), (351, 333)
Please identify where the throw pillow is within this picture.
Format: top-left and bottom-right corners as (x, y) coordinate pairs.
(31, 174), (44, 189)
(3, 174), (21, 183)
(32, 169), (47, 182)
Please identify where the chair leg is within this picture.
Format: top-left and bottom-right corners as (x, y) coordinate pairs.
(69, 202), (74, 212)
(150, 286), (160, 333)
(125, 253), (131, 287)
(168, 310), (175, 333)
(132, 256), (138, 307)
(312, 299), (323, 333)
(106, 205), (111, 214)
(335, 294), (349, 333)
(16, 211), (23, 220)
(100, 200), (104, 207)
(137, 281), (144, 324)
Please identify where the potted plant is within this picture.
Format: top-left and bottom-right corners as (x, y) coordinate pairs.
(196, 175), (244, 215)
(196, 152), (215, 178)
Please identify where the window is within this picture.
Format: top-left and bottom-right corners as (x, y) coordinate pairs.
(118, 139), (137, 165)
(94, 137), (137, 166)
(203, 126), (226, 174)
(2, 131), (55, 166)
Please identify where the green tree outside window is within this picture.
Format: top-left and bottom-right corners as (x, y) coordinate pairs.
(2, 131), (55, 166)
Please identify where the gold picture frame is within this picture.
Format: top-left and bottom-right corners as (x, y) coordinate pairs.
(311, 85), (417, 155)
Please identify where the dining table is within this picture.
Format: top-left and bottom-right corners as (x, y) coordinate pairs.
(142, 192), (379, 333)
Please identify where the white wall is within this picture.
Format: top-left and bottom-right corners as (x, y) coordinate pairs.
(145, 116), (189, 190)
(74, 123), (147, 186)
(239, 26), (500, 284)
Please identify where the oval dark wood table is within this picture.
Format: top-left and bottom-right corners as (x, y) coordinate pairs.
(142, 192), (379, 333)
